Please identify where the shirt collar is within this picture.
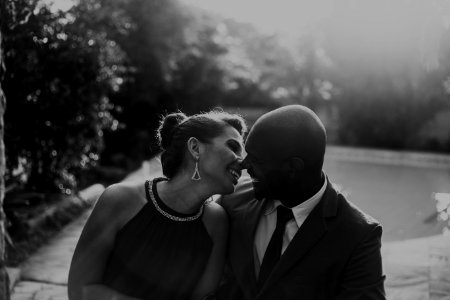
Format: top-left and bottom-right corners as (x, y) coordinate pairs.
(263, 177), (327, 227)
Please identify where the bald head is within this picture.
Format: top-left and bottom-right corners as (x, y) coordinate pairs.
(248, 105), (327, 172)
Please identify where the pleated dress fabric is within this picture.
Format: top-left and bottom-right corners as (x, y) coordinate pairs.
(102, 178), (213, 300)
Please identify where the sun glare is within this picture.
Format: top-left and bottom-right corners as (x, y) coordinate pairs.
(182, 0), (335, 35)
(43, 0), (450, 72)
(181, 0), (450, 70)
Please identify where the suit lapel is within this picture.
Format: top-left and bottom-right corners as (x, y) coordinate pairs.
(231, 198), (268, 299)
(257, 182), (339, 296)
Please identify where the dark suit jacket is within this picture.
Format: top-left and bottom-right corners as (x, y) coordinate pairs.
(217, 177), (386, 300)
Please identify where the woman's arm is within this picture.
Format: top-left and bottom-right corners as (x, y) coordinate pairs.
(190, 202), (229, 300)
(68, 184), (144, 300)
(82, 285), (142, 300)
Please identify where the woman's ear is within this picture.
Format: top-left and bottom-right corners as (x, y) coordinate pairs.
(187, 137), (201, 159)
(287, 157), (304, 179)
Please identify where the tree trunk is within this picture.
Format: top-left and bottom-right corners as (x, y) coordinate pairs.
(0, 0), (11, 298)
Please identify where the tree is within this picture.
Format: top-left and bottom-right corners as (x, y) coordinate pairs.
(68, 0), (193, 166)
(3, 0), (124, 192)
(0, 0), (10, 298)
(74, 0), (260, 166)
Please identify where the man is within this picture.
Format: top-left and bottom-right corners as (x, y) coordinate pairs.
(217, 105), (386, 300)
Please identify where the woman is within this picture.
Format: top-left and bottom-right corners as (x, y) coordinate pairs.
(68, 110), (247, 300)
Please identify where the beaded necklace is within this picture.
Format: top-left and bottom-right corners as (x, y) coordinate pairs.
(147, 179), (204, 222)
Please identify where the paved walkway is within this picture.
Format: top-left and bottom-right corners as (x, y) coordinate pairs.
(9, 158), (450, 300)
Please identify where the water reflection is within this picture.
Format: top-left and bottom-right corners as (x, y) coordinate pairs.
(434, 192), (450, 234)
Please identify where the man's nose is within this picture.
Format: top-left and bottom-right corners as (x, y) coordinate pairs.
(240, 157), (250, 170)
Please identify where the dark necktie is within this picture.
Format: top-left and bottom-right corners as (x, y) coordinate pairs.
(257, 206), (293, 290)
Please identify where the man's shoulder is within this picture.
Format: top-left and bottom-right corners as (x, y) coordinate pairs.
(319, 186), (382, 249)
(329, 184), (381, 230)
(217, 176), (255, 212)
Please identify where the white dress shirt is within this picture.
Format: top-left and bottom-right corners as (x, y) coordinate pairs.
(253, 179), (327, 276)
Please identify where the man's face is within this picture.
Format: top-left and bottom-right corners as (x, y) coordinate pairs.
(241, 130), (286, 201)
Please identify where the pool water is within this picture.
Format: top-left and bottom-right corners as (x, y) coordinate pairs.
(324, 158), (450, 242)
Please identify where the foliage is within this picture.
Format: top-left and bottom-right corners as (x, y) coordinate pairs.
(165, 14), (257, 112)
(336, 82), (448, 150)
(68, 0), (194, 166)
(315, 2), (450, 152)
(324, 27), (450, 152)
(70, 0), (264, 167)
(68, 0), (450, 156)
(2, 0), (124, 192)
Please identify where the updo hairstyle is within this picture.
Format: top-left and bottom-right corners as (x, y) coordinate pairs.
(157, 110), (247, 179)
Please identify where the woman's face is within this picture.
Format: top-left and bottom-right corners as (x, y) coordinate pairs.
(198, 125), (244, 195)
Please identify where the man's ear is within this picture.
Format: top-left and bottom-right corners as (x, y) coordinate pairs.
(187, 137), (201, 159)
(287, 157), (304, 179)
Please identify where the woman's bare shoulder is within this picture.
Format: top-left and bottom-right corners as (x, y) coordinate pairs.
(91, 181), (148, 227)
(202, 200), (229, 239)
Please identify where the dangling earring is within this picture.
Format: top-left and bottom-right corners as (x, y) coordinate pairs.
(191, 157), (201, 181)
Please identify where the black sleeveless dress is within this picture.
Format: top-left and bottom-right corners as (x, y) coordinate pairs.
(102, 178), (213, 300)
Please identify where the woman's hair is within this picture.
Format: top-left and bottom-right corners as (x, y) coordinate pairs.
(157, 110), (247, 178)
